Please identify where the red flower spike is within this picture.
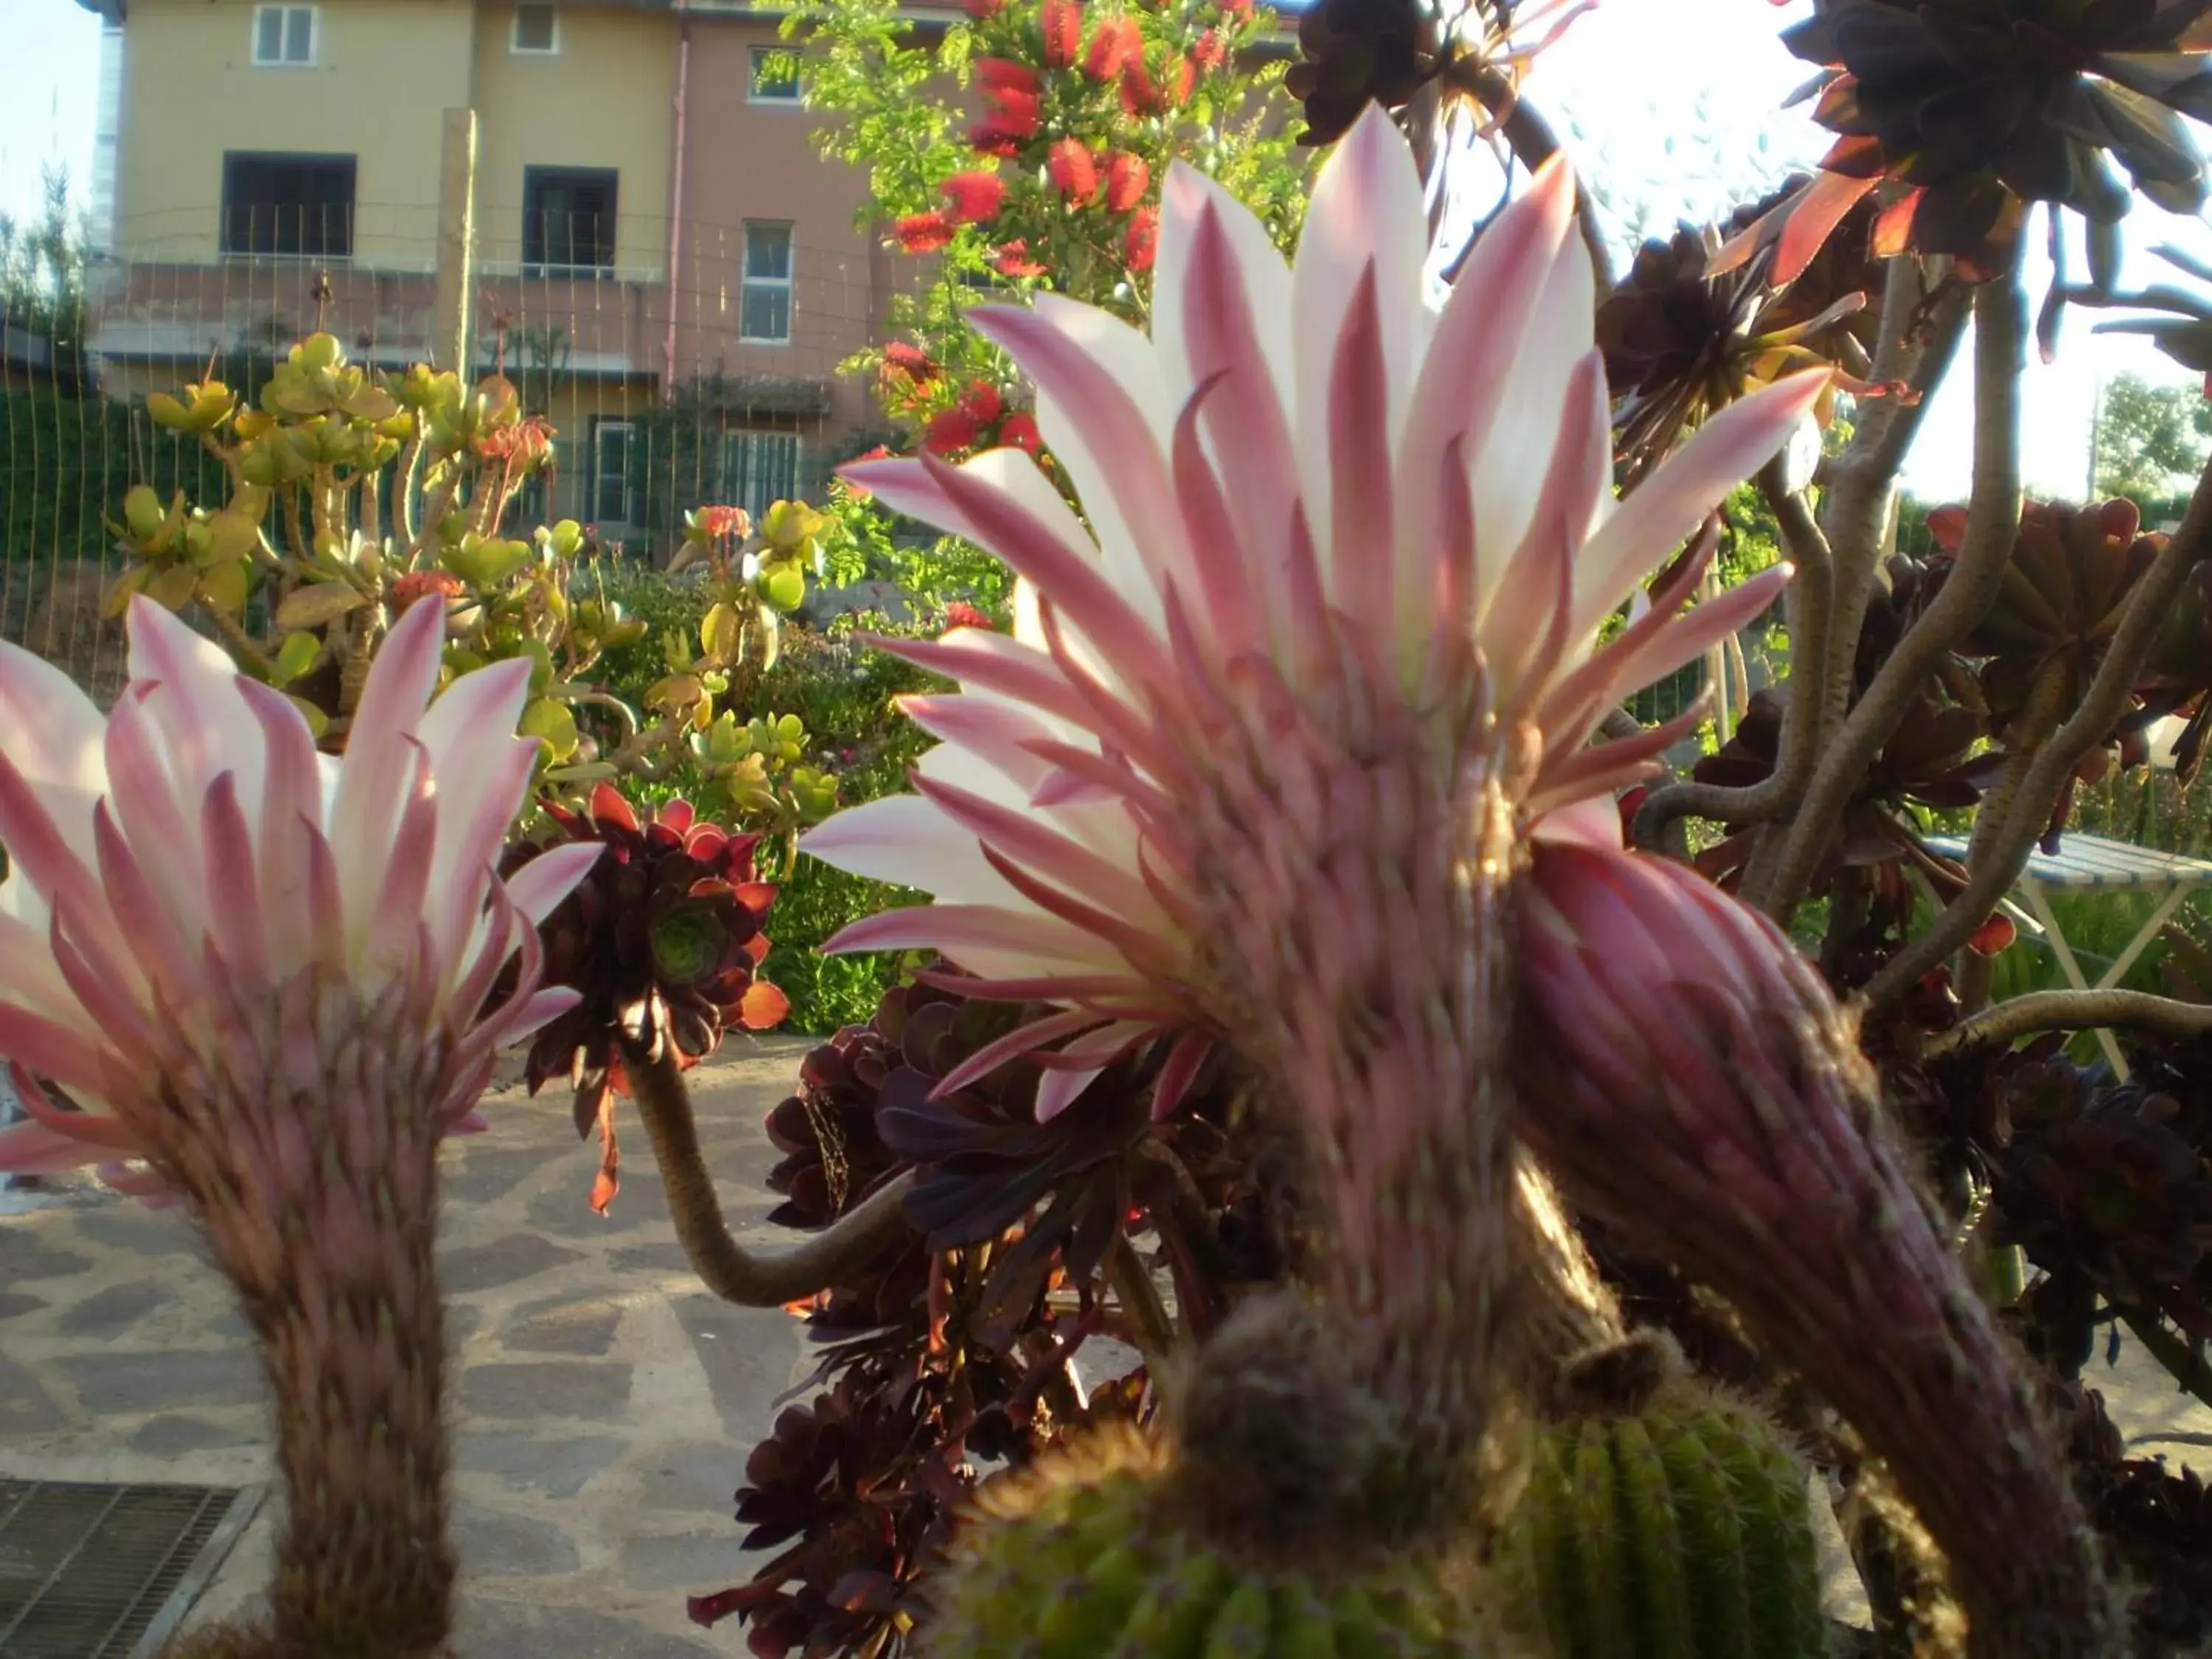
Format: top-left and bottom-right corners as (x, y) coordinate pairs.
(1082, 15), (1141, 81)
(1040, 0), (1082, 66)
(964, 0), (1003, 17)
(1122, 204), (1159, 271)
(1119, 60), (1165, 116)
(1170, 53), (1196, 105)
(970, 120), (1028, 159)
(925, 405), (981, 455)
(946, 600), (997, 630)
(999, 411), (1043, 454)
(1103, 150), (1150, 212)
(1192, 28), (1227, 71)
(1048, 139), (1099, 205)
(895, 212), (956, 252)
(883, 341), (935, 382)
(941, 170), (1008, 223)
(959, 382), (1004, 425)
(994, 240), (1048, 278)
(976, 57), (1041, 97)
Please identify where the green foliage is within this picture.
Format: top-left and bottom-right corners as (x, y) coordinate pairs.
(1497, 1392), (1828, 1659)
(2094, 372), (2212, 505)
(760, 854), (925, 1034)
(0, 168), (92, 384)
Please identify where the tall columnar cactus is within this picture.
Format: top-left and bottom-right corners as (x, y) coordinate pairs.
(1496, 1389), (1829, 1659)
(0, 599), (599, 1658)
(801, 104), (1819, 1566)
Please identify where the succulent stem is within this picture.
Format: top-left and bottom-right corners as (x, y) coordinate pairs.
(624, 1038), (920, 1307)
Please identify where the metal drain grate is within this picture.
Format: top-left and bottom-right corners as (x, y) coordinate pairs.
(0, 1480), (261, 1658)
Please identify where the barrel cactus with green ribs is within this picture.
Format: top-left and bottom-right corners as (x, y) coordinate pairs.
(922, 1386), (1825, 1658)
(919, 1425), (1506, 1658)
(1496, 1389), (1829, 1659)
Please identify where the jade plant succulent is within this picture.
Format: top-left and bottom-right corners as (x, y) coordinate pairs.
(119, 333), (827, 818)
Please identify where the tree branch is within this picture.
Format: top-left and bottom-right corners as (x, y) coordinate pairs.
(1759, 261), (2025, 923)
(1803, 271), (1973, 834)
(1458, 66), (1614, 296)
(1633, 459), (1833, 850)
(1925, 989), (2212, 1060)
(624, 1041), (918, 1307)
(1863, 470), (2212, 1005)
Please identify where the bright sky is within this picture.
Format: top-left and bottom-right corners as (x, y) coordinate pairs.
(6, 0), (2209, 500)
(5, 2), (103, 228)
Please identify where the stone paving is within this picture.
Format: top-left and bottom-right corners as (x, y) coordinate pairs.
(2, 1032), (2209, 1656)
(1, 1036), (821, 1658)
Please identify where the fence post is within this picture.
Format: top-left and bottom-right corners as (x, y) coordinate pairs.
(434, 108), (479, 376)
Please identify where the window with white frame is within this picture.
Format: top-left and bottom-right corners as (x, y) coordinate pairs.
(251, 4), (317, 66)
(591, 417), (637, 525)
(512, 4), (559, 54)
(748, 46), (801, 101)
(723, 430), (802, 526)
(740, 221), (793, 343)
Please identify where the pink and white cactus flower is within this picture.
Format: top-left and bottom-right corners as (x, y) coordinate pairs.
(801, 103), (1826, 1118)
(0, 594), (599, 1196)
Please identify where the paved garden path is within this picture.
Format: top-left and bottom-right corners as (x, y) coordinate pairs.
(1, 1036), (821, 1658)
(2, 1032), (2208, 1655)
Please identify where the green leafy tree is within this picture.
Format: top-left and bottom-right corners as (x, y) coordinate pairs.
(2093, 370), (2212, 504)
(765, 0), (1311, 614)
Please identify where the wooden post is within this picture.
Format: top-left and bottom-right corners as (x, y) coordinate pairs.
(434, 108), (478, 376)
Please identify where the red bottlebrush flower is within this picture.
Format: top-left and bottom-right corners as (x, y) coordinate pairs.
(945, 600), (996, 630)
(895, 212), (956, 253)
(969, 119), (1029, 159)
(389, 568), (465, 614)
(993, 239), (1048, 278)
(882, 340), (936, 383)
(964, 0), (1003, 16)
(1082, 14), (1141, 81)
(998, 411), (1042, 454)
(1192, 27), (1228, 70)
(1119, 59), (1166, 116)
(940, 170), (1008, 223)
(1220, 0), (1250, 15)
(1047, 139), (1099, 206)
(1122, 204), (1159, 271)
(1040, 0), (1082, 66)
(924, 404), (981, 456)
(1102, 150), (1150, 212)
(976, 57), (1041, 97)
(1169, 52), (1197, 105)
(958, 382), (1004, 426)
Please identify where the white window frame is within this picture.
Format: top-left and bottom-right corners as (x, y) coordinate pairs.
(739, 220), (794, 344)
(251, 4), (319, 67)
(510, 3), (560, 55)
(590, 417), (638, 526)
(747, 45), (801, 102)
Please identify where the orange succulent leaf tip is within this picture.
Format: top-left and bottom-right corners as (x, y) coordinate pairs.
(796, 103), (1824, 1113)
(0, 594), (597, 1197)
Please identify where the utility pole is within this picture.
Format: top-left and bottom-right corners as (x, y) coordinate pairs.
(434, 108), (479, 378)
